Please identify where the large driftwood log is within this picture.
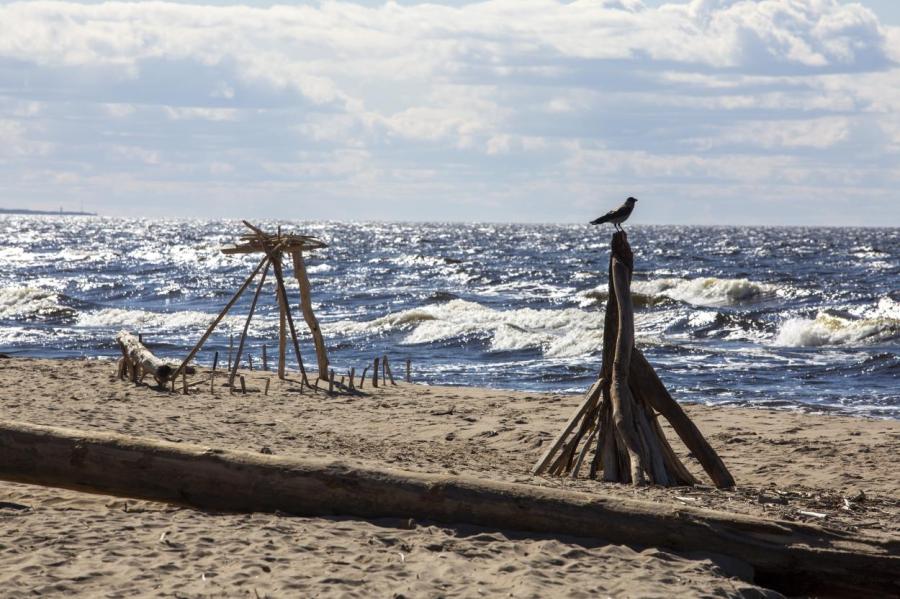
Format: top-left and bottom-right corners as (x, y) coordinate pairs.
(0, 420), (896, 596)
(116, 331), (174, 386)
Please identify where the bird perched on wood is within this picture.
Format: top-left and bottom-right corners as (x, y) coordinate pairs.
(590, 197), (638, 231)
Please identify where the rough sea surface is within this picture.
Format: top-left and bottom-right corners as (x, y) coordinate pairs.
(1, 217), (897, 418)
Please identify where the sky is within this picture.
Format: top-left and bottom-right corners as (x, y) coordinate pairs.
(0, 0), (898, 225)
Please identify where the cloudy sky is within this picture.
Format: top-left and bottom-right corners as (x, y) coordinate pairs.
(1, 0), (898, 225)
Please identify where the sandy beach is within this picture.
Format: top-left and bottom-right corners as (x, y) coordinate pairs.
(0, 357), (898, 597)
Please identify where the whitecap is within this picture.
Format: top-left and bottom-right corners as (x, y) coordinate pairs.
(327, 299), (605, 358)
(631, 277), (780, 307)
(774, 308), (899, 347)
(0, 286), (71, 320)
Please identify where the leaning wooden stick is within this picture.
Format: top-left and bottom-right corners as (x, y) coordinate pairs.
(383, 354), (396, 385)
(229, 259), (271, 387)
(360, 366), (369, 389)
(173, 255), (268, 382)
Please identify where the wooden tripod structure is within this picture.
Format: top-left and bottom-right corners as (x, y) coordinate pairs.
(172, 221), (331, 391)
(533, 231), (735, 488)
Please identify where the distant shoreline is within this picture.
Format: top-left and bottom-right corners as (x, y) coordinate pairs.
(0, 208), (97, 216)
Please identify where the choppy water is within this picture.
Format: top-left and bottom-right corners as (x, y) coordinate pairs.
(1, 217), (898, 418)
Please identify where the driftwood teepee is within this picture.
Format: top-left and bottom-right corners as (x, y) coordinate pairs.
(171, 221), (330, 391)
(533, 232), (735, 488)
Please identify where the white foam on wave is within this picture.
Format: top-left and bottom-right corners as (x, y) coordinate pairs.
(0, 286), (69, 319)
(630, 277), (779, 307)
(327, 299), (606, 358)
(76, 308), (247, 332)
(775, 298), (900, 347)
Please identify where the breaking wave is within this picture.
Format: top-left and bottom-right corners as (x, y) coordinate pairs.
(76, 308), (245, 332)
(328, 299), (605, 358)
(631, 277), (779, 307)
(775, 298), (900, 347)
(0, 286), (75, 320)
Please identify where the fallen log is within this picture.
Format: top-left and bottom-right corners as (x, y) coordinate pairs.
(116, 331), (174, 386)
(0, 420), (896, 596)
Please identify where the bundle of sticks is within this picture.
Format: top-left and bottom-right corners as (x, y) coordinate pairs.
(533, 232), (735, 488)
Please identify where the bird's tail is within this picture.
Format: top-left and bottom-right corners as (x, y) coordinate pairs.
(590, 215), (609, 225)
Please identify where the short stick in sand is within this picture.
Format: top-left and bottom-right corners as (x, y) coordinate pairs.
(373, 358), (380, 388)
(360, 366), (368, 389)
(383, 355), (396, 385)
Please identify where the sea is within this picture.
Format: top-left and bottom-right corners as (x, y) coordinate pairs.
(1, 217), (897, 419)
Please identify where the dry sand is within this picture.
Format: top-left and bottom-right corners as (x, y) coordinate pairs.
(1, 357), (898, 597)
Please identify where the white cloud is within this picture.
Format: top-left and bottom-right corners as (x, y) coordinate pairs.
(0, 0), (896, 223)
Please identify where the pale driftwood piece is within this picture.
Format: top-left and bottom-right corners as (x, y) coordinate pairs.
(229, 259), (271, 387)
(264, 379), (270, 396)
(116, 331), (174, 386)
(631, 349), (735, 488)
(349, 368), (356, 390)
(531, 379), (603, 475)
(239, 376), (246, 394)
(373, 358), (380, 388)
(291, 250), (329, 381)
(383, 355), (396, 385)
(0, 421), (896, 597)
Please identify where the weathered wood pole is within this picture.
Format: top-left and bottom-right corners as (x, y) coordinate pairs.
(0, 421), (896, 597)
(291, 250), (330, 381)
(277, 293), (287, 380)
